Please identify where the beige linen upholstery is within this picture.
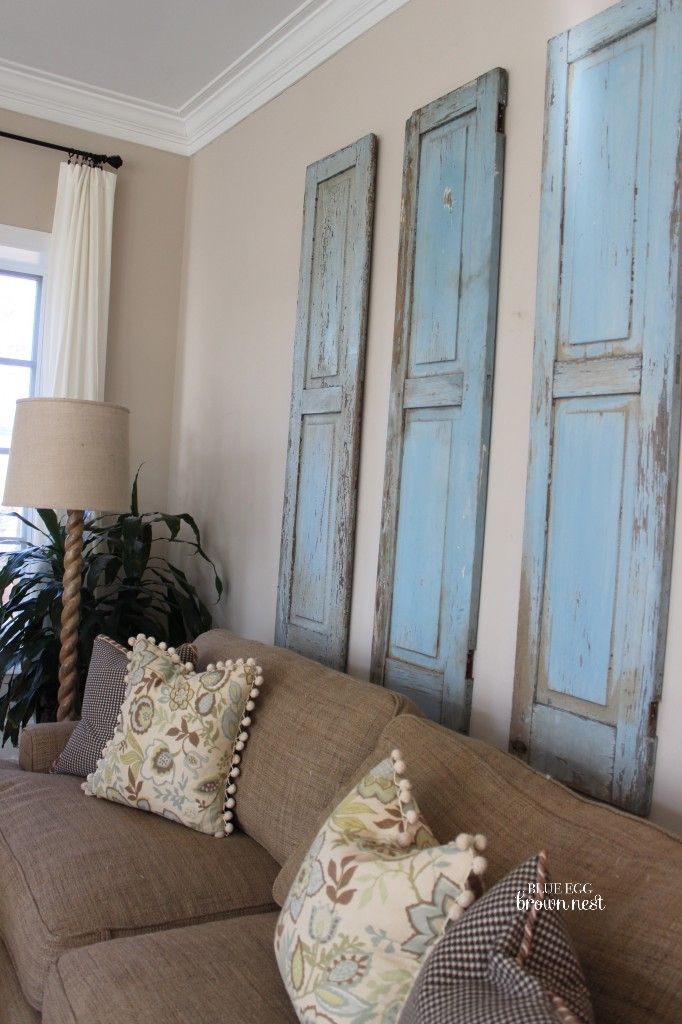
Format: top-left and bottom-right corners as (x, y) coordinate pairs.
(42, 913), (294, 1024)
(2, 633), (679, 1024)
(0, 939), (39, 1024)
(19, 722), (77, 773)
(0, 767), (278, 1010)
(193, 630), (419, 865)
(321, 715), (680, 1024)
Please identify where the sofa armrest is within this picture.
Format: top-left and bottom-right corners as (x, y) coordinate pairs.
(18, 721), (77, 773)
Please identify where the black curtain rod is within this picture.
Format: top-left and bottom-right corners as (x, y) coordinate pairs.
(0, 129), (123, 169)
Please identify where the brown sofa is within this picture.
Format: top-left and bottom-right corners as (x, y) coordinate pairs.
(0, 629), (680, 1024)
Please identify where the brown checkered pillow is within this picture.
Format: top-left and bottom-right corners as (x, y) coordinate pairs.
(400, 852), (594, 1024)
(52, 634), (197, 778)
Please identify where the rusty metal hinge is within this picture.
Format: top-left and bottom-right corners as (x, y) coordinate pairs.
(647, 699), (660, 739)
(465, 648), (475, 682)
(496, 102), (506, 134)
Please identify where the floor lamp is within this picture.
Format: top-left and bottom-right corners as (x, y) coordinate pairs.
(3, 398), (130, 721)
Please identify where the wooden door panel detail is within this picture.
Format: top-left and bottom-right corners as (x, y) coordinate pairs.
(372, 70), (507, 731)
(276, 135), (377, 670)
(512, 0), (682, 815)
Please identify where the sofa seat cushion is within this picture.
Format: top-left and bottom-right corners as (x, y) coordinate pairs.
(0, 767), (279, 1011)
(43, 912), (295, 1024)
(0, 938), (39, 1024)
(193, 630), (419, 866)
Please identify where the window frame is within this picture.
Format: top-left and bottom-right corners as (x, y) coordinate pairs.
(0, 225), (50, 553)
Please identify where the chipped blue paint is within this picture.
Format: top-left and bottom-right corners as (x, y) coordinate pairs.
(512, 0), (682, 816)
(276, 135), (377, 670)
(372, 69), (507, 731)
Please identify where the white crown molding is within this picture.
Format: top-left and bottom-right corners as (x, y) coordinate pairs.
(181, 0), (411, 153)
(0, 59), (189, 153)
(0, 0), (410, 157)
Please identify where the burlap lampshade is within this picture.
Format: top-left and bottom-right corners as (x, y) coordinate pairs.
(3, 398), (130, 512)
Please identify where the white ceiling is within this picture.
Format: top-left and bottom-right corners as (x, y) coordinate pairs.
(0, 0), (410, 155)
(0, 0), (308, 109)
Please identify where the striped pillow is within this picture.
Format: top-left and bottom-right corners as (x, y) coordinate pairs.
(52, 634), (197, 778)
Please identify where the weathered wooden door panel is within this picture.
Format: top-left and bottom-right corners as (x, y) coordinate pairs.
(512, 0), (682, 816)
(372, 70), (507, 731)
(276, 134), (377, 670)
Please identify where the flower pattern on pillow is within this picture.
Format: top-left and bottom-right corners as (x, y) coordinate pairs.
(275, 751), (488, 1023)
(83, 635), (263, 837)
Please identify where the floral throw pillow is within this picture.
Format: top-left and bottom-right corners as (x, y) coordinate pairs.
(52, 635), (197, 778)
(82, 634), (263, 836)
(275, 749), (488, 1022)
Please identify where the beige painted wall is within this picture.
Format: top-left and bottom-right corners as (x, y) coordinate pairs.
(0, 109), (188, 509)
(169, 0), (682, 833)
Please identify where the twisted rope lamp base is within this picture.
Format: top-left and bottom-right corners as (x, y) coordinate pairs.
(57, 509), (84, 721)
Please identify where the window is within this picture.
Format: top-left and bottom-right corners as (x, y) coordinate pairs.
(0, 226), (49, 555)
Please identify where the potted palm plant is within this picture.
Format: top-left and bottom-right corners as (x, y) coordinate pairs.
(0, 471), (223, 744)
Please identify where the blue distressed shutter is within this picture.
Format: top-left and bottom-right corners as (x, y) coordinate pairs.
(276, 135), (377, 670)
(372, 70), (507, 730)
(512, 0), (682, 815)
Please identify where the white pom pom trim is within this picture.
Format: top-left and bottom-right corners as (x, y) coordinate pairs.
(221, 658), (264, 836)
(472, 855), (488, 876)
(474, 834), (487, 852)
(456, 888), (475, 908)
(390, 751), (423, 850)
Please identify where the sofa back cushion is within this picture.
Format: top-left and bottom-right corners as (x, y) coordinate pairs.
(358, 715), (682, 1024)
(193, 631), (418, 865)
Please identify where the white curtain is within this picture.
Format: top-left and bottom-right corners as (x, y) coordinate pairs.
(37, 161), (117, 401)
